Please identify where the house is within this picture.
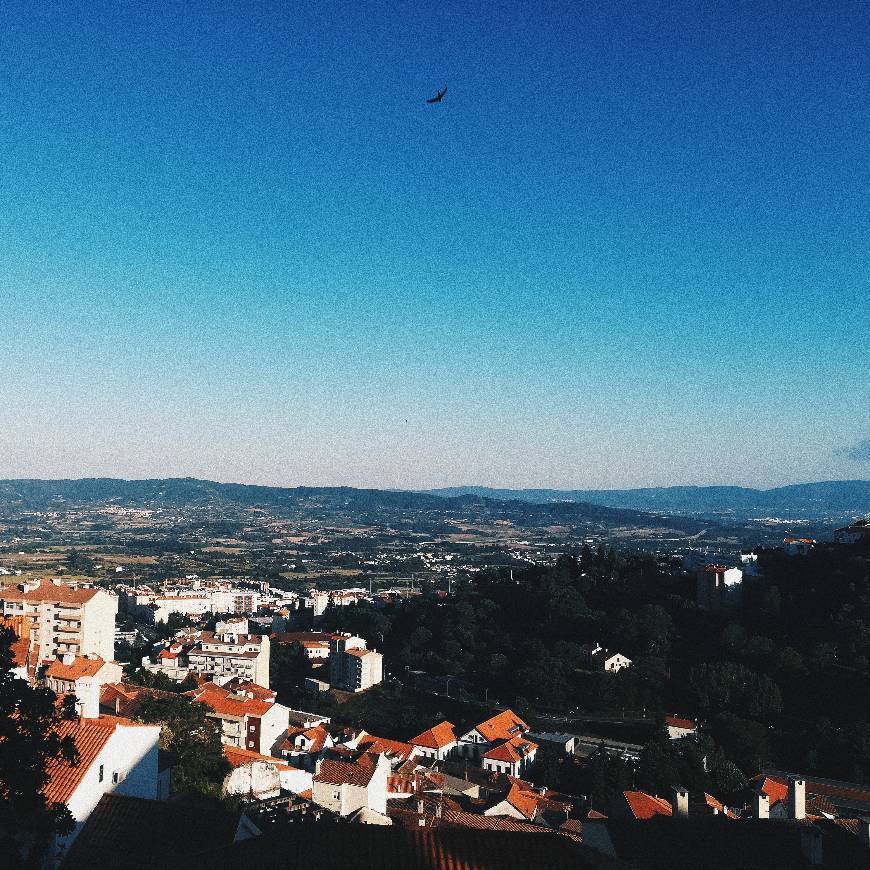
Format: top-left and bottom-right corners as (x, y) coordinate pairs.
(783, 537), (815, 556)
(457, 709), (529, 760)
(355, 734), (420, 768)
(0, 578), (117, 662)
(44, 654), (123, 700)
(483, 779), (573, 824)
(482, 736), (538, 777)
(185, 681), (290, 755)
(696, 565), (743, 610)
(46, 711), (162, 865)
(312, 753), (391, 819)
(409, 720), (458, 760)
(186, 629), (270, 687)
(665, 715), (697, 740)
(279, 724), (333, 771)
(329, 633), (383, 693)
(581, 642), (632, 672)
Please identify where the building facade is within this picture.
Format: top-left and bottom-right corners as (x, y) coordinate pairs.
(0, 579), (117, 662)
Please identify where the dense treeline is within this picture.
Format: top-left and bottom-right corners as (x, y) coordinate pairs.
(321, 540), (870, 783)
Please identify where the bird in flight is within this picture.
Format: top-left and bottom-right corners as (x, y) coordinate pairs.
(426, 87), (447, 104)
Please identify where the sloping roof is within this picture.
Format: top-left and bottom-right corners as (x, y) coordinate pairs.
(503, 782), (539, 820)
(357, 734), (417, 761)
(184, 682), (273, 718)
(664, 716), (695, 730)
(223, 745), (291, 771)
(622, 791), (673, 821)
(410, 720), (457, 750)
(45, 655), (106, 681)
(44, 714), (156, 805)
(758, 770), (870, 813)
(314, 758), (377, 788)
(60, 793), (238, 870)
(474, 709), (529, 742)
(182, 825), (619, 870)
(281, 725), (329, 754)
(483, 736), (538, 763)
(752, 775), (789, 808)
(99, 682), (175, 717)
(0, 579), (100, 604)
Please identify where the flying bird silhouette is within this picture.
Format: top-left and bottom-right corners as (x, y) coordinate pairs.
(426, 87), (447, 104)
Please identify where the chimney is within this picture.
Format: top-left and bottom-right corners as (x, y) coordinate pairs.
(672, 786), (689, 818)
(753, 791), (770, 820)
(62, 652), (76, 667)
(75, 676), (100, 718)
(789, 776), (806, 821)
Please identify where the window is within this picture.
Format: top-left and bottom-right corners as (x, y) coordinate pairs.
(332, 789), (341, 801)
(98, 764), (104, 783)
(112, 769), (125, 783)
(249, 725), (256, 732)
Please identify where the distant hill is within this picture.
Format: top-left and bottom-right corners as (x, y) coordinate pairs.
(424, 481), (870, 519)
(0, 477), (712, 535)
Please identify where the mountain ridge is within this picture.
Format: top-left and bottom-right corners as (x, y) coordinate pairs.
(424, 481), (870, 518)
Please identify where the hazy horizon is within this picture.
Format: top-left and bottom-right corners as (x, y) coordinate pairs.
(1, 472), (868, 494)
(1, 2), (867, 490)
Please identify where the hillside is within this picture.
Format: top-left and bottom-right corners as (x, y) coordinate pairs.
(425, 481), (870, 520)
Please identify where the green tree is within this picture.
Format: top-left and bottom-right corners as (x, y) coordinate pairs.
(133, 694), (229, 797)
(0, 627), (80, 867)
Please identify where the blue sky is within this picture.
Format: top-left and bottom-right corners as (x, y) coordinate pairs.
(0, 1), (867, 489)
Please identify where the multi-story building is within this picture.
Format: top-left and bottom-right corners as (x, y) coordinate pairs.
(328, 633), (383, 693)
(186, 629), (270, 687)
(0, 579), (117, 662)
(44, 654), (123, 702)
(185, 680), (289, 755)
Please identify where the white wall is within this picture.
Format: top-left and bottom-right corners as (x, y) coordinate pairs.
(56, 722), (160, 863)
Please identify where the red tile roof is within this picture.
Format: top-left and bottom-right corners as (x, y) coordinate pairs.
(314, 758), (378, 788)
(0, 579), (100, 604)
(665, 715), (696, 730)
(45, 655), (106, 681)
(223, 745), (290, 771)
(483, 736), (537, 763)
(44, 714), (156, 805)
(184, 683), (272, 718)
(473, 709), (529, 742)
(410, 720), (457, 750)
(357, 734), (417, 761)
(504, 782), (539, 820)
(280, 725), (329, 754)
(623, 790), (673, 820)
(752, 775), (789, 807)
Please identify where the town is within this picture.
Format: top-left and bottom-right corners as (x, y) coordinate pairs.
(1, 482), (869, 868)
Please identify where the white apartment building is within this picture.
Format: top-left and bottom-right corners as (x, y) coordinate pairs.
(0, 579), (117, 662)
(328, 633), (383, 693)
(187, 629), (270, 687)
